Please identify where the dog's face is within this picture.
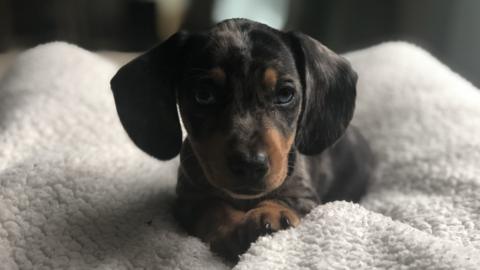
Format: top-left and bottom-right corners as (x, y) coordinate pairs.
(176, 21), (302, 198)
(111, 19), (357, 199)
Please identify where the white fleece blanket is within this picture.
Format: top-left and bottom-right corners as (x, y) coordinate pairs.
(0, 42), (479, 270)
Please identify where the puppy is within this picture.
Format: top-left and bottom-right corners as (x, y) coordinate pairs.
(111, 18), (375, 262)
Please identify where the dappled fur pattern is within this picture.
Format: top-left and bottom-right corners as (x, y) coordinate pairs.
(111, 18), (374, 262)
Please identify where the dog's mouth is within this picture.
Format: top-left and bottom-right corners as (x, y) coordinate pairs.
(230, 185), (265, 195)
(190, 143), (286, 200)
(206, 166), (272, 199)
(202, 160), (284, 200)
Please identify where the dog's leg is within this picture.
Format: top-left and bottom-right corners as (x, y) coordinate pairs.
(175, 199), (245, 261)
(208, 200), (300, 261)
(193, 201), (245, 243)
(176, 198), (300, 261)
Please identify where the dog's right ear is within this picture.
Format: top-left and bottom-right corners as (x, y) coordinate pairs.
(286, 32), (357, 156)
(111, 32), (189, 160)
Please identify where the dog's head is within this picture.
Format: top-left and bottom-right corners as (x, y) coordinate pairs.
(111, 19), (357, 199)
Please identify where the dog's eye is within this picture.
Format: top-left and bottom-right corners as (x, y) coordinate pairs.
(194, 89), (216, 105)
(274, 87), (295, 105)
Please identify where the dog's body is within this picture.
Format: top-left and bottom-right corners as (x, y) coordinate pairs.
(175, 127), (373, 259)
(111, 19), (375, 262)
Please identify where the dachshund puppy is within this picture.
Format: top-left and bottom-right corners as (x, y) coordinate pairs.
(111, 18), (375, 262)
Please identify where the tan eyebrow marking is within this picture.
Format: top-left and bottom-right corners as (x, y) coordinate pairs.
(209, 67), (226, 85)
(263, 67), (278, 90)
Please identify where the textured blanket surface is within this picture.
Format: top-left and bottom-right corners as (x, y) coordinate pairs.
(0, 42), (479, 269)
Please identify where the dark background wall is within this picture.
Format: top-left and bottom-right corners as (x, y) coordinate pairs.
(0, 0), (478, 87)
(0, 0), (157, 51)
(295, 0), (479, 88)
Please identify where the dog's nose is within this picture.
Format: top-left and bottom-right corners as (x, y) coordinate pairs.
(227, 151), (269, 181)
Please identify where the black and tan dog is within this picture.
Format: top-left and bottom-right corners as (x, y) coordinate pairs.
(111, 18), (375, 262)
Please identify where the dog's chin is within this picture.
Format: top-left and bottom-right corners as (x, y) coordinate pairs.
(221, 189), (269, 200)
(202, 163), (287, 200)
(221, 179), (285, 200)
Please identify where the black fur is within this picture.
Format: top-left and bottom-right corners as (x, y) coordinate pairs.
(286, 32), (358, 155)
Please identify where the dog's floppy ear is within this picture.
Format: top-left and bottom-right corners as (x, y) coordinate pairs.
(111, 32), (189, 160)
(286, 32), (357, 155)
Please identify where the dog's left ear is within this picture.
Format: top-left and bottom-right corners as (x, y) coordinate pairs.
(286, 32), (358, 155)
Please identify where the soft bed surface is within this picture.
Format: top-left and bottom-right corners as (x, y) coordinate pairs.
(0, 42), (479, 269)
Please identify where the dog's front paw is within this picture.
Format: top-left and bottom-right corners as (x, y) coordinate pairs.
(242, 200), (300, 238)
(211, 200), (299, 261)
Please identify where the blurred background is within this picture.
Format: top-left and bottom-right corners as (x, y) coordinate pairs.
(0, 0), (479, 86)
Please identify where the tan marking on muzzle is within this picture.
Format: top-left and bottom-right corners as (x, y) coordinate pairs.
(191, 133), (274, 200)
(189, 133), (231, 189)
(263, 127), (294, 190)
